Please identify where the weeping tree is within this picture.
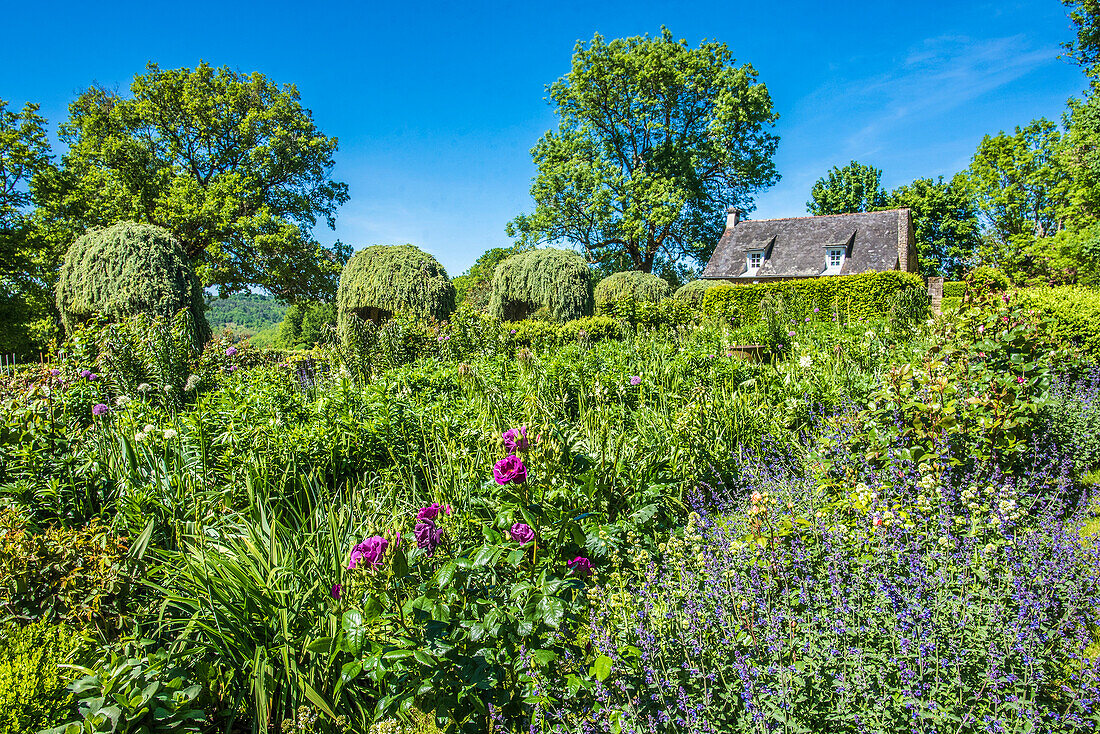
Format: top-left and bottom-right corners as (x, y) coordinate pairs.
(337, 245), (455, 326)
(673, 279), (724, 307)
(55, 221), (209, 344)
(594, 271), (672, 308)
(489, 248), (593, 322)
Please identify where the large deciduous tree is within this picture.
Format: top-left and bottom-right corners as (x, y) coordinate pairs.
(49, 62), (350, 301)
(507, 28), (780, 273)
(887, 175), (982, 279)
(0, 98), (58, 355)
(807, 161), (887, 215)
(967, 119), (1070, 246)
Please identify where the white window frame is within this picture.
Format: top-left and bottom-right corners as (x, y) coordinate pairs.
(746, 249), (764, 276)
(825, 247), (845, 274)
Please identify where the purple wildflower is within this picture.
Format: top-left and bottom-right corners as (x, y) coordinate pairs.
(510, 523), (535, 545)
(503, 426), (529, 453)
(91, 403), (108, 417)
(630, 375), (642, 386)
(493, 455), (527, 485)
(225, 346), (238, 357)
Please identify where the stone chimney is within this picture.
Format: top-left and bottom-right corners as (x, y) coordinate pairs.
(726, 206), (743, 230)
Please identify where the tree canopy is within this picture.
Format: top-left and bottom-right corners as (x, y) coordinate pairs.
(888, 175), (982, 279)
(47, 62), (350, 301)
(807, 161), (888, 215)
(507, 28), (779, 273)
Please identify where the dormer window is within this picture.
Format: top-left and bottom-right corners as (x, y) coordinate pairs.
(825, 247), (845, 274)
(746, 249), (764, 276)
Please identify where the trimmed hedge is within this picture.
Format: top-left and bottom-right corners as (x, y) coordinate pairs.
(943, 281), (964, 298)
(595, 271), (672, 308)
(1013, 286), (1100, 361)
(700, 271), (928, 324)
(489, 248), (593, 323)
(674, 279), (724, 307)
(55, 221), (208, 344)
(337, 244), (456, 325)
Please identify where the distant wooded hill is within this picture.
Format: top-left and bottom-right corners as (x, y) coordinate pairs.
(205, 293), (287, 333)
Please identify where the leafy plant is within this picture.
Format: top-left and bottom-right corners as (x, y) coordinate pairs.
(0, 620), (88, 734)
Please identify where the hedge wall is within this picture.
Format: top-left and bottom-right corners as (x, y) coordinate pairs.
(943, 281), (964, 298)
(489, 248), (593, 323)
(55, 221), (208, 343)
(1013, 286), (1100, 361)
(337, 244), (456, 325)
(594, 271), (672, 308)
(700, 271), (928, 324)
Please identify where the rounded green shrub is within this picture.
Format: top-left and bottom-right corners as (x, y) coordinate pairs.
(337, 245), (456, 326)
(674, 279), (724, 307)
(489, 248), (593, 323)
(964, 267), (1011, 299)
(0, 619), (88, 734)
(594, 271), (672, 308)
(55, 221), (209, 343)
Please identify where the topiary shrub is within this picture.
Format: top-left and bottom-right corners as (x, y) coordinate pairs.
(55, 221), (208, 344)
(942, 281), (964, 298)
(964, 267), (1011, 301)
(594, 271), (671, 309)
(673, 279), (724, 308)
(489, 248), (593, 322)
(337, 244), (455, 337)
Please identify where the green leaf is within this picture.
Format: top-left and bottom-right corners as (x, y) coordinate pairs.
(591, 654), (612, 682)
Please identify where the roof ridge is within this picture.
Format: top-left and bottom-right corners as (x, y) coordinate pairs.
(736, 208), (907, 224)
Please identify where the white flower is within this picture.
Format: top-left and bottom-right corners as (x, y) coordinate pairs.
(114, 395), (131, 407)
(134, 432), (147, 442)
(143, 423), (155, 433)
(137, 383), (151, 393)
(163, 428), (178, 439)
(184, 374), (201, 392)
(865, 330), (875, 339)
(799, 355), (812, 369)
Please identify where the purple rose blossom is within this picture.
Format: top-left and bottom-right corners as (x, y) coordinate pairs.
(225, 346), (238, 357)
(91, 403), (109, 417)
(510, 523), (535, 545)
(493, 455), (527, 485)
(417, 503), (442, 522)
(330, 583), (342, 600)
(347, 535), (388, 570)
(629, 375), (641, 386)
(567, 556), (593, 576)
(502, 426), (529, 453)
(414, 520), (443, 555)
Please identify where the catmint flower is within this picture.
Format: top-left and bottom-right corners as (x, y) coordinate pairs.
(502, 426), (529, 453)
(630, 375), (642, 386)
(91, 403), (108, 417)
(414, 520), (443, 555)
(493, 455), (527, 484)
(49, 368), (60, 377)
(348, 536), (388, 570)
(417, 503), (442, 522)
(225, 346), (238, 357)
(567, 556), (593, 576)
(510, 523), (535, 545)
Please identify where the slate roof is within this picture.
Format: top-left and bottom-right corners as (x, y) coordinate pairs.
(701, 209), (913, 280)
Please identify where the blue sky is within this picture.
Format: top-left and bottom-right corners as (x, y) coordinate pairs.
(0, 0), (1087, 276)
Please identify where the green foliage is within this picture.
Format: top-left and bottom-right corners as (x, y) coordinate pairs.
(943, 281), (965, 298)
(50, 62), (350, 301)
(47, 642), (205, 734)
(204, 293), (288, 334)
(807, 160), (887, 215)
(0, 620), (88, 734)
(699, 271), (928, 324)
(55, 222), (209, 345)
(506, 28), (779, 272)
(337, 245), (455, 328)
(278, 302), (337, 349)
(967, 119), (1069, 258)
(888, 174), (982, 278)
(964, 266), (1011, 299)
(1063, 0), (1100, 79)
(1014, 285), (1100, 361)
(593, 271), (671, 309)
(489, 248), (593, 322)
(0, 509), (138, 634)
(672, 279), (723, 307)
(453, 245), (528, 312)
(0, 98), (59, 359)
